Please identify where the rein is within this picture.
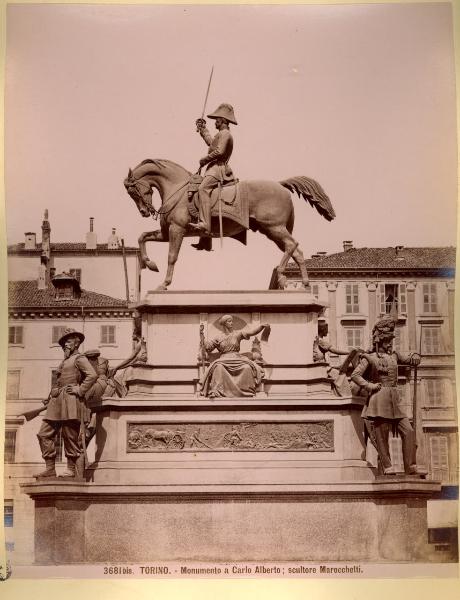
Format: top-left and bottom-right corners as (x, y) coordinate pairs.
(129, 177), (189, 220)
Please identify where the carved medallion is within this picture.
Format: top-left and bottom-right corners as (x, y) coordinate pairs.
(127, 421), (334, 452)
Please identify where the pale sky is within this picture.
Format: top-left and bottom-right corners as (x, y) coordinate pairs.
(4, 3), (457, 291)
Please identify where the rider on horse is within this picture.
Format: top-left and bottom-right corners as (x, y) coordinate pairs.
(192, 103), (238, 237)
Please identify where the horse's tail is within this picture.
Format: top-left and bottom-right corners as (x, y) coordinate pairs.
(279, 176), (335, 222)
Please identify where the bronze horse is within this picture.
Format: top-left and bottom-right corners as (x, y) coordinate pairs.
(124, 159), (335, 290)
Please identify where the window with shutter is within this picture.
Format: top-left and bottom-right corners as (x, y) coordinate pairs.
(422, 327), (442, 354)
(378, 283), (386, 315)
(4, 431), (16, 463)
(399, 284), (407, 314)
(52, 325), (68, 344)
(8, 326), (23, 345)
(343, 327), (363, 350)
(345, 284), (360, 314)
(6, 371), (20, 400)
(4, 504), (13, 528)
(100, 325), (116, 345)
(423, 283), (438, 313)
(429, 436), (449, 482)
(424, 379), (445, 407)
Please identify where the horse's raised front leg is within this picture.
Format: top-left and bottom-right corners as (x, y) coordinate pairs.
(138, 230), (165, 272)
(156, 223), (186, 291)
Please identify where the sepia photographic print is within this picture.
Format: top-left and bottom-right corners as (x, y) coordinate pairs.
(1, 1), (459, 592)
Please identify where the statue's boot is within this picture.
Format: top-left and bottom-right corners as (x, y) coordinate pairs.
(34, 459), (56, 479)
(189, 223), (211, 237)
(406, 464), (428, 477)
(189, 189), (212, 236)
(60, 457), (77, 478)
(191, 237), (213, 251)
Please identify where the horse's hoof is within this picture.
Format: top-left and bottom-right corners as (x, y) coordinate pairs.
(155, 284), (168, 292)
(146, 260), (159, 272)
(277, 275), (287, 289)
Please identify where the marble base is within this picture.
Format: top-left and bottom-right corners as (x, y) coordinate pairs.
(22, 479), (442, 564)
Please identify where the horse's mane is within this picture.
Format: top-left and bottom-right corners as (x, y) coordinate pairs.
(135, 158), (191, 176)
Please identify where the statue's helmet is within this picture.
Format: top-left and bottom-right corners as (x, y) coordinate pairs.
(371, 315), (396, 345)
(207, 103), (238, 125)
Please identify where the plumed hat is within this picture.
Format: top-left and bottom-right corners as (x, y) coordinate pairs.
(372, 316), (396, 345)
(207, 103), (238, 125)
(58, 327), (85, 348)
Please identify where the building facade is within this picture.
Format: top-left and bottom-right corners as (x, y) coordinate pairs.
(5, 212), (139, 564)
(8, 213), (140, 301)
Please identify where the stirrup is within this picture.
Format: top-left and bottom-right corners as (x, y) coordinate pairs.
(189, 223), (211, 236)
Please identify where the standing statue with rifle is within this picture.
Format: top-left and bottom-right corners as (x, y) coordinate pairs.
(34, 328), (97, 479)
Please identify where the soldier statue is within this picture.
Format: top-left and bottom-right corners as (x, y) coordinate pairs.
(192, 103), (237, 239)
(313, 322), (351, 363)
(83, 349), (110, 444)
(35, 328), (97, 479)
(350, 316), (426, 476)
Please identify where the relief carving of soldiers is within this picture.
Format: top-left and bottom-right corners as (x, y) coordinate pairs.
(350, 316), (427, 476)
(200, 315), (270, 398)
(35, 328), (97, 479)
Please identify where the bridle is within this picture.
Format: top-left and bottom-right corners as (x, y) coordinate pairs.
(126, 177), (160, 219)
(126, 172), (190, 220)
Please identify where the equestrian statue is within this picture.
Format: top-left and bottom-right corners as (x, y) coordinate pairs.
(124, 102), (336, 291)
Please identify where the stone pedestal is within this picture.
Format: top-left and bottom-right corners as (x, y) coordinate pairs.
(23, 479), (441, 564)
(22, 290), (443, 564)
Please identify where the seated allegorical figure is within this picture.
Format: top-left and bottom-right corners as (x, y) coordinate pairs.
(200, 315), (270, 398)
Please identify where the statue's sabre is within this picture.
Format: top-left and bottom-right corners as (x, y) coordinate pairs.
(201, 65), (214, 121)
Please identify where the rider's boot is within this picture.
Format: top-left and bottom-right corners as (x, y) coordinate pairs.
(34, 459), (56, 479)
(191, 237), (213, 251)
(190, 189), (212, 236)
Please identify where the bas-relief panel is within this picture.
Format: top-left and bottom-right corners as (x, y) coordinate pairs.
(127, 421), (334, 452)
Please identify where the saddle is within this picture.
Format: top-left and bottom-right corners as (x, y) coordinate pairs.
(187, 175), (249, 231)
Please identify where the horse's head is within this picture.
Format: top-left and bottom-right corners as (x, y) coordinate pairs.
(124, 168), (154, 218)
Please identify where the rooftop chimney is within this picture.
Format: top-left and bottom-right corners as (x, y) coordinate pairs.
(343, 240), (353, 252)
(37, 264), (47, 290)
(24, 232), (37, 250)
(317, 251), (327, 256)
(395, 245), (404, 260)
(41, 209), (51, 257)
(107, 227), (120, 250)
(40, 210), (51, 287)
(86, 217), (97, 250)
